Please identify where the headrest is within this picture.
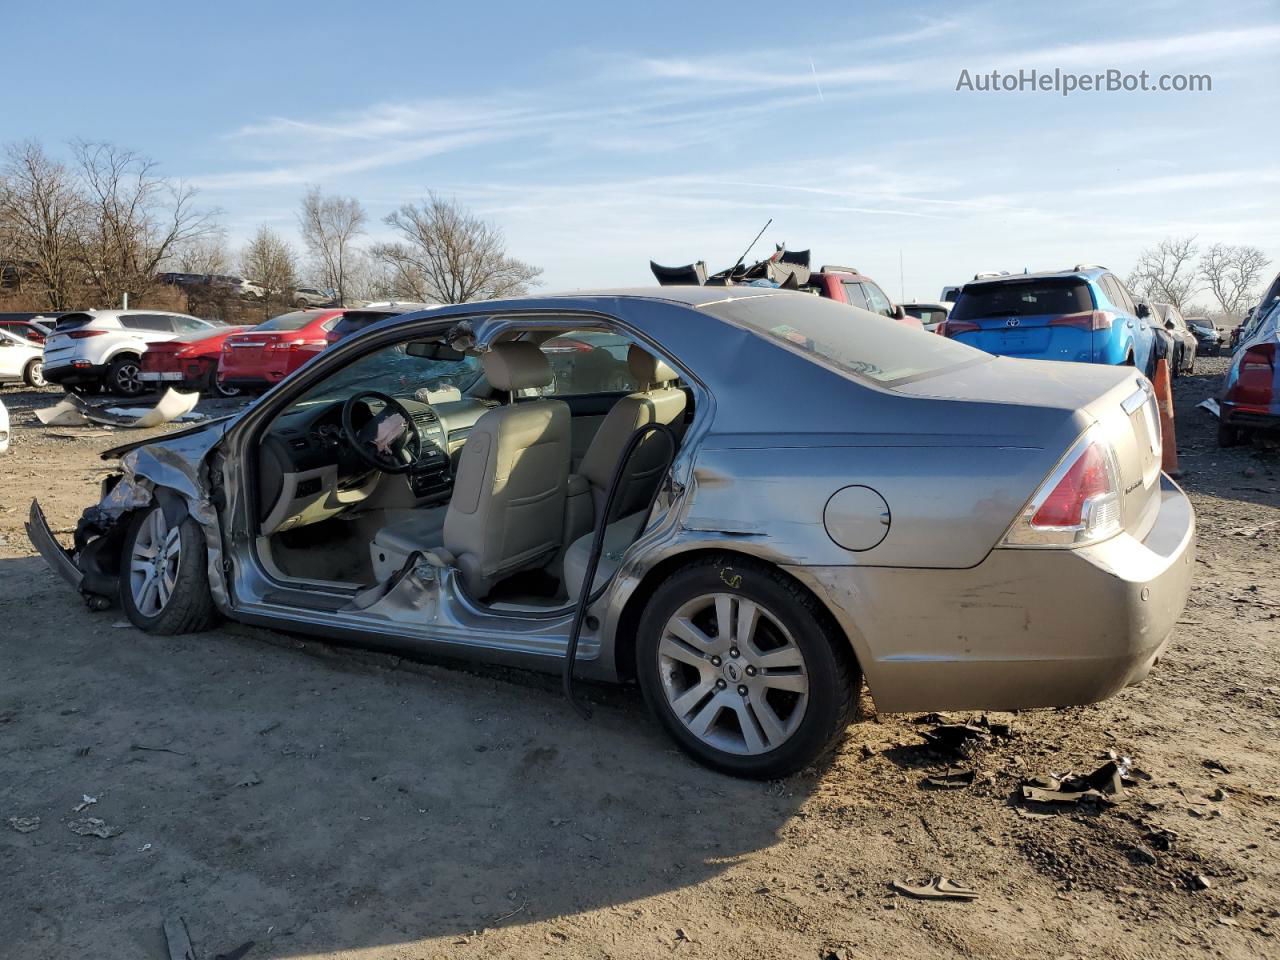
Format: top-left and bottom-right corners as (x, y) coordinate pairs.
(483, 341), (552, 392)
(628, 345), (677, 386)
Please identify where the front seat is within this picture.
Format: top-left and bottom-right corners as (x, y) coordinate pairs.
(440, 341), (571, 598)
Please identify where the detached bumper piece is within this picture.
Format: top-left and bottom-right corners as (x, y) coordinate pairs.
(26, 499), (84, 590)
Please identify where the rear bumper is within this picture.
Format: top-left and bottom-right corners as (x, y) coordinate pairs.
(44, 362), (107, 386)
(218, 375), (279, 390)
(788, 473), (1195, 713)
(1219, 401), (1280, 431)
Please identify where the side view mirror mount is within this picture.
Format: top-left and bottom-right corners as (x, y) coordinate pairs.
(891, 304), (906, 320)
(1136, 303), (1151, 319)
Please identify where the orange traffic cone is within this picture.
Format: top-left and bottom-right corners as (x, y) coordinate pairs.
(1152, 357), (1179, 476)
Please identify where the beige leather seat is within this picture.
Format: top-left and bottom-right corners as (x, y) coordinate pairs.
(370, 341), (571, 597)
(576, 345), (687, 519)
(559, 347), (687, 601)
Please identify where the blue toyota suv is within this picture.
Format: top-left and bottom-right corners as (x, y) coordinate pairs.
(941, 266), (1155, 372)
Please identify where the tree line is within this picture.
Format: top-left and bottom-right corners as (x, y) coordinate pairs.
(0, 139), (543, 318)
(1127, 236), (1271, 321)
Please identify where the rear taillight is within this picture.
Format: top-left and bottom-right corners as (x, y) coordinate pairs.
(1049, 310), (1113, 331)
(1004, 426), (1123, 547)
(940, 320), (979, 337)
(1228, 343), (1275, 411)
(66, 329), (108, 339)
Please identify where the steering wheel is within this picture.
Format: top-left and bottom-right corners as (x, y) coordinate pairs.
(340, 391), (423, 474)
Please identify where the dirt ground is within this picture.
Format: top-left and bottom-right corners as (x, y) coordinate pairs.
(2, 361), (1278, 960)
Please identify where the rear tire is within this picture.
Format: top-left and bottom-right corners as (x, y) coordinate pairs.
(23, 359), (46, 388)
(119, 504), (218, 634)
(1218, 422), (1248, 448)
(636, 555), (859, 779)
(203, 366), (241, 398)
(107, 355), (145, 397)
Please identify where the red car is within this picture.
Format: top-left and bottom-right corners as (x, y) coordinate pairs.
(218, 309), (344, 392)
(0, 316), (57, 343)
(807, 268), (924, 329)
(139, 324), (249, 396)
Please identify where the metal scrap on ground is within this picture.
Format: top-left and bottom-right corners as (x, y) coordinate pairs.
(891, 877), (980, 901)
(34, 388), (203, 429)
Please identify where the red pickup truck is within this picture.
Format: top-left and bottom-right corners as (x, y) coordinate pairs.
(805, 265), (922, 329)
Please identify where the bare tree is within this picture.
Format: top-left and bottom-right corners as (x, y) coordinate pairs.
(372, 193), (541, 304)
(1200, 243), (1270, 319)
(240, 226), (298, 319)
(298, 187), (366, 306)
(72, 140), (219, 307)
(1127, 236), (1200, 309)
(170, 231), (231, 275)
(0, 141), (86, 309)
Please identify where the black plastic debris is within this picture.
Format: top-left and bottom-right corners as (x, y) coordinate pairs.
(919, 723), (988, 753)
(1020, 760), (1126, 808)
(923, 767), (976, 790)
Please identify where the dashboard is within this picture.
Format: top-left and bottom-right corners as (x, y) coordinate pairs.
(257, 394), (493, 534)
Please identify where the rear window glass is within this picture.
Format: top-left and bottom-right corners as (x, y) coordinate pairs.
(54, 312), (95, 330)
(705, 293), (984, 385)
(906, 307), (949, 324)
(256, 311), (319, 332)
(951, 280), (1094, 321)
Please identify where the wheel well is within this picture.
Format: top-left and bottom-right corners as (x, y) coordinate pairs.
(109, 351), (141, 364)
(612, 547), (859, 682)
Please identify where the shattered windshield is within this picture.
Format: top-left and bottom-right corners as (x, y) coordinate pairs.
(292, 343), (482, 407)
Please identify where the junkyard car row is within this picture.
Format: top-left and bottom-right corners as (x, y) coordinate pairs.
(24, 285), (1198, 777)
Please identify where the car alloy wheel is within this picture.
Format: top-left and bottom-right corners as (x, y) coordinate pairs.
(657, 592), (810, 756)
(25, 359), (46, 387)
(129, 507), (182, 617)
(111, 359), (144, 396)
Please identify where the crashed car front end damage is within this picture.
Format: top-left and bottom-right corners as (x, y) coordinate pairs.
(27, 422), (233, 612)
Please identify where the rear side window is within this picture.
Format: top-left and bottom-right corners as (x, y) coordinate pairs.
(256, 311), (317, 332)
(707, 293), (983, 386)
(951, 279), (1094, 321)
(840, 281), (869, 309)
(120, 314), (176, 332)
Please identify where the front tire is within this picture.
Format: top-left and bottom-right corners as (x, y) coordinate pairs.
(636, 556), (858, 779)
(23, 359), (46, 388)
(119, 504), (218, 634)
(107, 355), (145, 397)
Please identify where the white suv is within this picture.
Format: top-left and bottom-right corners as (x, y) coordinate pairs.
(0, 328), (46, 387)
(43, 310), (217, 397)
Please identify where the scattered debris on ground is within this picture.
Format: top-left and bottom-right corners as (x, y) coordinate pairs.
(66, 816), (120, 838)
(891, 877), (980, 901)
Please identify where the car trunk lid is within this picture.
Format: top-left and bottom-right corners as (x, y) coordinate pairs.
(896, 357), (1162, 539)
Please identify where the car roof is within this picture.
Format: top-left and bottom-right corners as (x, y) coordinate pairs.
(962, 267), (1105, 287)
(371, 286), (787, 333)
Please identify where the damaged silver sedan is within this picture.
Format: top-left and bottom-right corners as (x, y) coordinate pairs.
(29, 288), (1195, 778)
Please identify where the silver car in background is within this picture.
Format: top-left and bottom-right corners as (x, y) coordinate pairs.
(28, 288), (1194, 778)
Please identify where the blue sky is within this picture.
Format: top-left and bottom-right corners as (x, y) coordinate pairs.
(5, 0), (1279, 302)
